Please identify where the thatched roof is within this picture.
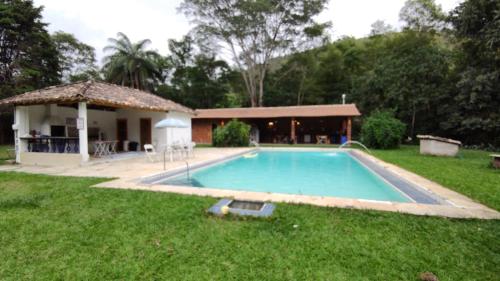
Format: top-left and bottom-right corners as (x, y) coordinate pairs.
(194, 104), (361, 119)
(0, 81), (193, 114)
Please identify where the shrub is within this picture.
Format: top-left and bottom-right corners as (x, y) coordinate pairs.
(361, 111), (406, 149)
(213, 119), (250, 147)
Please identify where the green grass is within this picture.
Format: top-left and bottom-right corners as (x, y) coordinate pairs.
(0, 145), (14, 165)
(0, 172), (499, 280)
(372, 146), (500, 211)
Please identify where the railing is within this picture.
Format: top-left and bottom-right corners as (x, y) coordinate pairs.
(339, 140), (371, 154)
(185, 161), (190, 180)
(20, 137), (80, 153)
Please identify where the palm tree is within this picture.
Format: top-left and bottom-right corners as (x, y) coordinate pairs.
(102, 32), (161, 90)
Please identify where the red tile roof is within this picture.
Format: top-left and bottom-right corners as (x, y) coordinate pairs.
(0, 80), (194, 114)
(194, 104), (361, 119)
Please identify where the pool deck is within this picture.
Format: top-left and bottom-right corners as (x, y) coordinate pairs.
(1, 147), (499, 219)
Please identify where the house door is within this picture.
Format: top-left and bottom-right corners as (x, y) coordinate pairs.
(116, 119), (128, 151)
(140, 118), (152, 151)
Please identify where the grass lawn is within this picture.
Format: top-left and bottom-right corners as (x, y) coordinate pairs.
(0, 171), (499, 280)
(372, 146), (500, 211)
(0, 145), (14, 165)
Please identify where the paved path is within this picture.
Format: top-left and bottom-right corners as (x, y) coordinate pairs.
(0, 148), (252, 180)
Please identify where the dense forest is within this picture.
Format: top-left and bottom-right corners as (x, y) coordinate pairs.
(0, 0), (498, 147)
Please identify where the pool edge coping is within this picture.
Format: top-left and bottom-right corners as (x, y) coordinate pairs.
(94, 147), (500, 220)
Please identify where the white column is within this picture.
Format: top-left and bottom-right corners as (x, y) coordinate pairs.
(13, 106), (29, 163)
(78, 102), (89, 162)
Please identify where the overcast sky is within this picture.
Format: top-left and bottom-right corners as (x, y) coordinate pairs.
(34, 0), (462, 62)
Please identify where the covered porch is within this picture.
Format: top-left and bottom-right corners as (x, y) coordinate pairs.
(192, 104), (360, 145)
(244, 116), (351, 144)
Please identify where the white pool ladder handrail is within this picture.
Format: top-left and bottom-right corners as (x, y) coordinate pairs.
(185, 161), (190, 180)
(339, 140), (372, 154)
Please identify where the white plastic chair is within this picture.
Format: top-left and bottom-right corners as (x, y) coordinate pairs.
(144, 144), (159, 162)
(171, 141), (186, 160)
(186, 141), (196, 158)
(157, 144), (176, 162)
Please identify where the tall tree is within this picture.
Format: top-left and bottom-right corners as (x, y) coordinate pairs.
(102, 32), (161, 90)
(370, 20), (395, 36)
(399, 0), (446, 32)
(0, 0), (60, 98)
(352, 31), (451, 138)
(159, 36), (233, 109)
(51, 31), (99, 82)
(180, 0), (329, 107)
(446, 0), (500, 147)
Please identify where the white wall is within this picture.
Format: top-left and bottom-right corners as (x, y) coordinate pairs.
(87, 109), (117, 140)
(116, 109), (167, 147)
(166, 111), (192, 146)
(23, 104), (192, 150)
(26, 104), (116, 140)
(115, 109), (193, 147)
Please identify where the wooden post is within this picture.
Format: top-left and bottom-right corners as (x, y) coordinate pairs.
(347, 117), (352, 142)
(290, 117), (296, 144)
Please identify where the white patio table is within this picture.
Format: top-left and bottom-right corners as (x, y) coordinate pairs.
(92, 141), (119, 157)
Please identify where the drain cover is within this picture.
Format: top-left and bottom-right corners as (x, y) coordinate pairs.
(228, 200), (264, 211)
(208, 199), (275, 217)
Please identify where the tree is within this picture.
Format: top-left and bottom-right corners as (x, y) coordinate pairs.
(361, 111), (406, 149)
(399, 0), (446, 32)
(0, 0), (60, 98)
(265, 50), (321, 106)
(160, 36), (233, 109)
(51, 31), (98, 82)
(180, 0), (329, 107)
(102, 32), (161, 90)
(370, 20), (395, 36)
(353, 31), (451, 138)
(446, 0), (500, 147)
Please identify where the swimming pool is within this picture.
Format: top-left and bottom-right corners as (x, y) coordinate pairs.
(157, 150), (414, 203)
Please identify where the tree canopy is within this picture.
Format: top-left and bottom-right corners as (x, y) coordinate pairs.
(0, 0), (498, 147)
(0, 0), (60, 98)
(102, 32), (161, 90)
(180, 0), (330, 106)
(51, 31), (98, 83)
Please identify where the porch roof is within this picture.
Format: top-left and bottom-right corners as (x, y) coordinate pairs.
(194, 104), (361, 119)
(0, 80), (194, 114)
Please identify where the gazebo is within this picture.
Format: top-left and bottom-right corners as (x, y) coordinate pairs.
(0, 80), (194, 166)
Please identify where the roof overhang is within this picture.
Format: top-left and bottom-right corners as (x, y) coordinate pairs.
(0, 81), (195, 114)
(193, 104), (361, 119)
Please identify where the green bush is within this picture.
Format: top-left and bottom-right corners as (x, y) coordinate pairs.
(361, 111), (406, 149)
(213, 119), (250, 147)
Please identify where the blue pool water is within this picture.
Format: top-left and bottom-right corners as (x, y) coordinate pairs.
(160, 151), (411, 202)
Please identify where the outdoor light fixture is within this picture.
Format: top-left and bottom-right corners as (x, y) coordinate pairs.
(268, 121), (274, 127)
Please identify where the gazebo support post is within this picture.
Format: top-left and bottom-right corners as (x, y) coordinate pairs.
(290, 117), (296, 144)
(13, 106), (29, 163)
(347, 117), (352, 142)
(78, 102), (89, 162)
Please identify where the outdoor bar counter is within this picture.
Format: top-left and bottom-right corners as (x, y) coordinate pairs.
(20, 136), (80, 153)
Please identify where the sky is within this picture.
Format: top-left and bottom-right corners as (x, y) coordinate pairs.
(34, 0), (463, 63)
